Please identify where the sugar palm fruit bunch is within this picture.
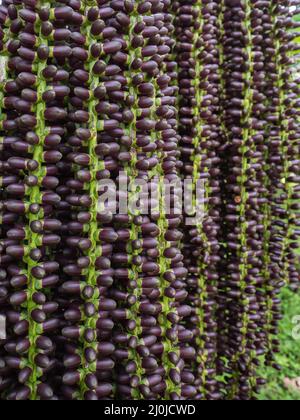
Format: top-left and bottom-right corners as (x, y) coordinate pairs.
(217, 0), (300, 399)
(175, 0), (223, 400)
(0, 0), (299, 401)
(0, 0), (76, 400)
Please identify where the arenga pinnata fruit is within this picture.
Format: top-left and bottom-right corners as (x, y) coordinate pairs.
(0, 0), (299, 401)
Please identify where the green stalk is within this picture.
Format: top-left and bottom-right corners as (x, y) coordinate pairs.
(229, 0), (254, 399)
(275, 21), (297, 285)
(191, 0), (211, 398)
(159, 6), (183, 399)
(216, 0), (230, 388)
(24, 8), (50, 400)
(77, 1), (103, 399)
(123, 2), (144, 399)
(155, 13), (182, 400)
(261, 0), (280, 361)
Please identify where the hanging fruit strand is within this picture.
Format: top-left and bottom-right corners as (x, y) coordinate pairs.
(0, 0), (299, 402)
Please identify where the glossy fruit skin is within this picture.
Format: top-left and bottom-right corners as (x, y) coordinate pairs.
(0, 0), (299, 402)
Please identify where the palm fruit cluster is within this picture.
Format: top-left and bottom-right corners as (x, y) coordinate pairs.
(0, 0), (299, 401)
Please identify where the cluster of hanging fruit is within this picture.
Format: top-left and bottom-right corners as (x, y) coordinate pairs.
(0, 0), (299, 400)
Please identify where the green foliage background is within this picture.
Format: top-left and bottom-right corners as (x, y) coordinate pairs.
(258, 288), (300, 400)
